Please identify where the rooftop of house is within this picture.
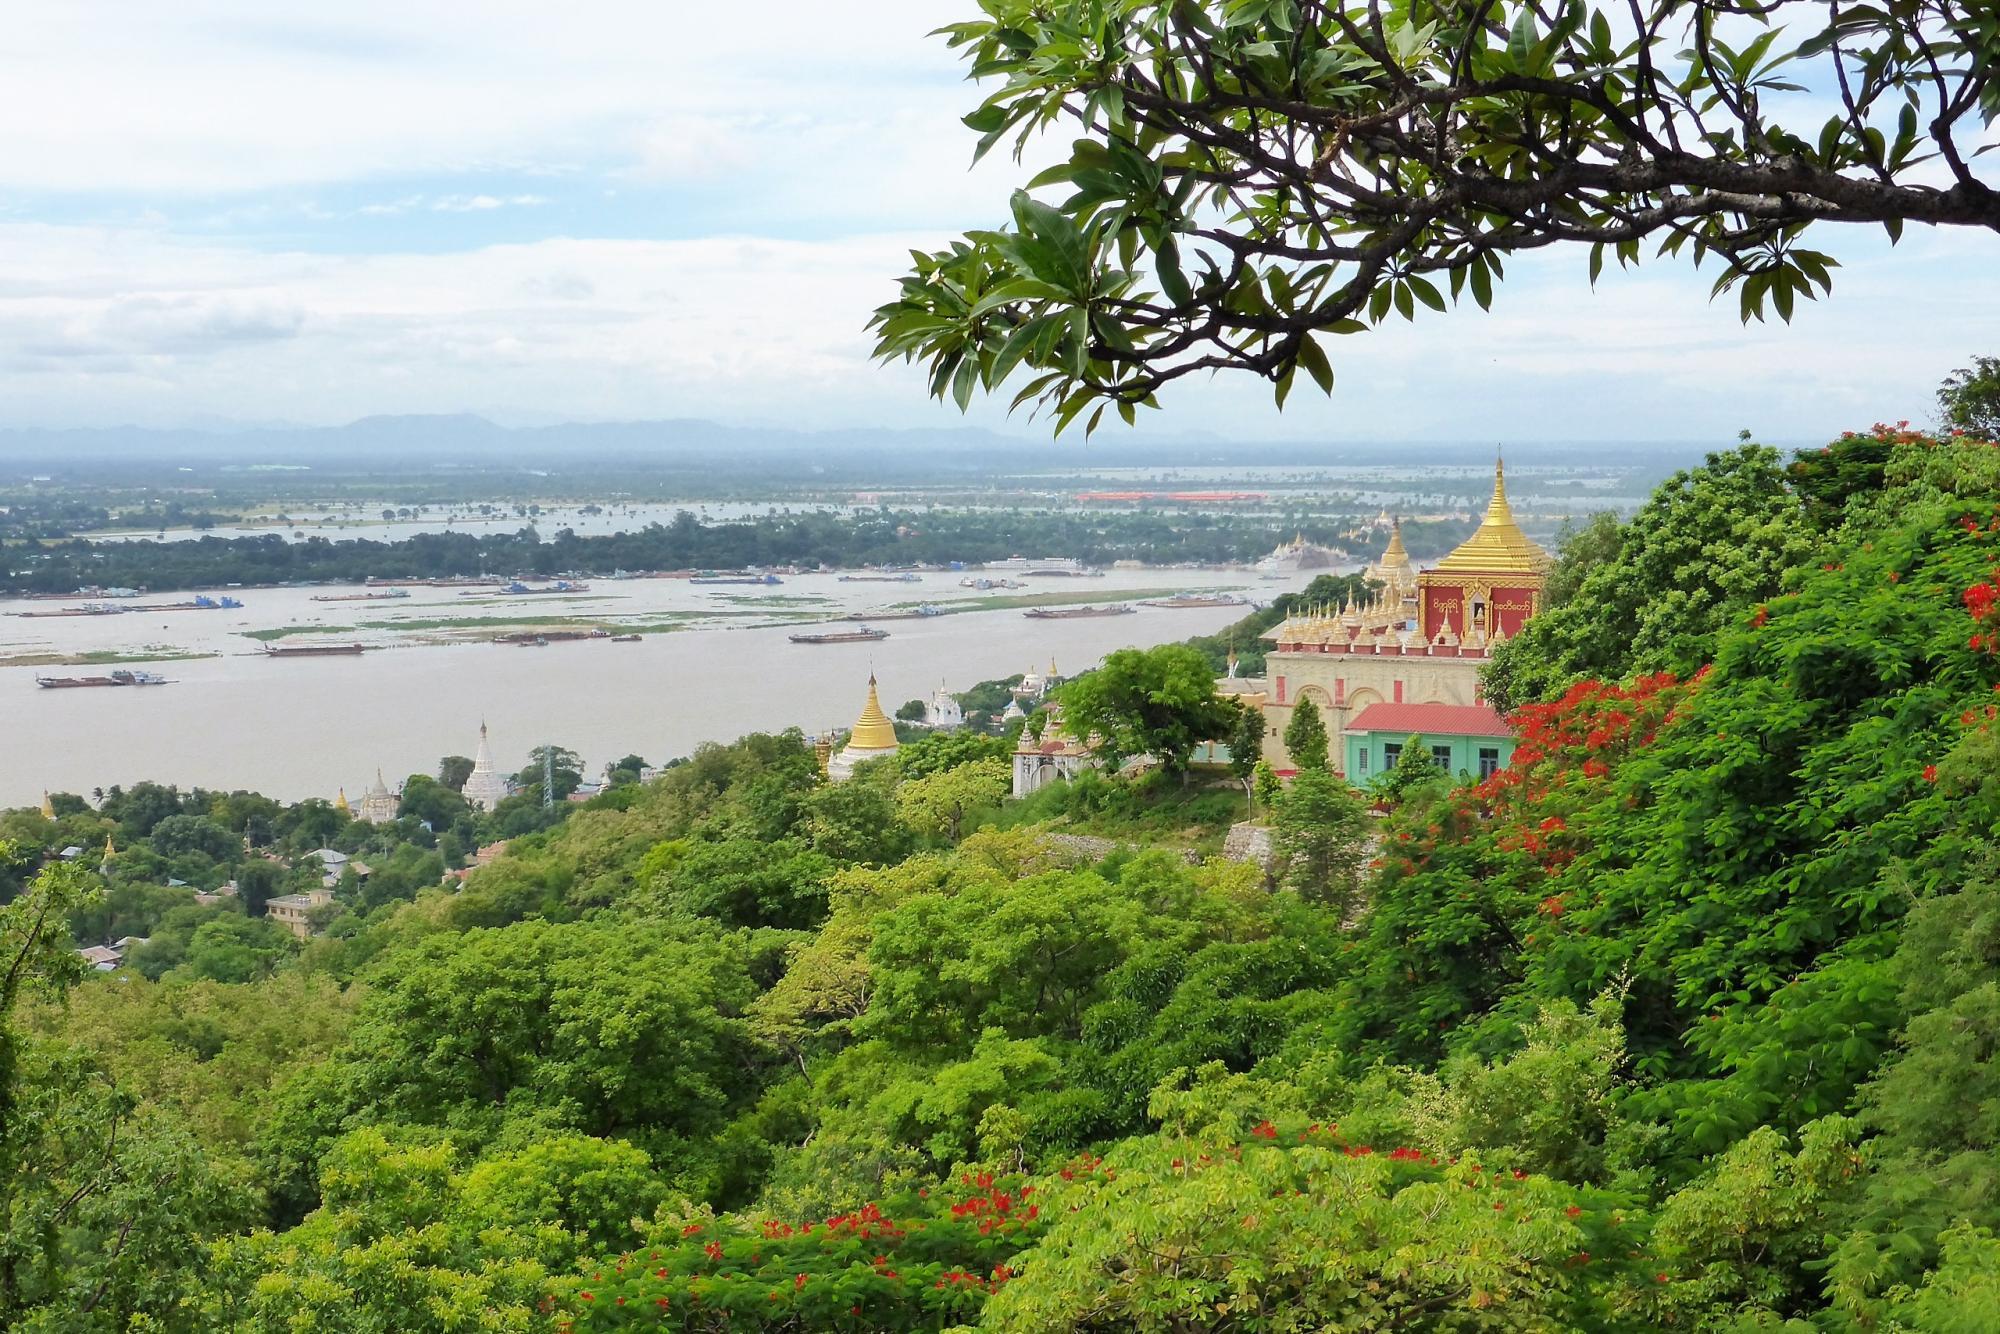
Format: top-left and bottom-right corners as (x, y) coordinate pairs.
(1345, 701), (1514, 739)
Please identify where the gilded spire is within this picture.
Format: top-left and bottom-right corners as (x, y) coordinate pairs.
(847, 673), (899, 752)
(1383, 516), (1408, 561)
(335, 787), (349, 813)
(1426, 457), (1551, 575)
(39, 791), (55, 820)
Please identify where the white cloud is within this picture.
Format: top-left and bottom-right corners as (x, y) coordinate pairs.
(0, 2), (967, 194)
(0, 218), (1989, 441)
(0, 3), (1989, 440)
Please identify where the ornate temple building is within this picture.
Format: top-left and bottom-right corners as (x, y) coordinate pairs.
(356, 769), (401, 824)
(461, 722), (514, 812)
(1259, 461), (1550, 774)
(1257, 531), (1345, 575)
(925, 682), (965, 730)
(1012, 703), (1099, 797)
(827, 675), (900, 782)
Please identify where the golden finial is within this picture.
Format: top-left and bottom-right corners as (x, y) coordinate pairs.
(39, 791), (55, 820)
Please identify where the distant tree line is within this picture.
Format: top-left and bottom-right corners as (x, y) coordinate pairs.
(0, 507), (1479, 595)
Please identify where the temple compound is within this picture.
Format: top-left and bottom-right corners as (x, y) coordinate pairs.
(1260, 461), (1550, 775)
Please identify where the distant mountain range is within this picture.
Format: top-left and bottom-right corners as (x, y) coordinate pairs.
(0, 413), (1722, 474)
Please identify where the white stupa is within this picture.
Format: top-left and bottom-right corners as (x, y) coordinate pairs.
(461, 721), (513, 812)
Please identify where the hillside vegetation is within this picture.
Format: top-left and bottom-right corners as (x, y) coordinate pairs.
(7, 425), (2000, 1329)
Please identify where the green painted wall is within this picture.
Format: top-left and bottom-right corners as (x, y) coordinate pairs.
(1345, 729), (1514, 786)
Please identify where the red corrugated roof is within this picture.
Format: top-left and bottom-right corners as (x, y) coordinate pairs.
(1345, 702), (1512, 738)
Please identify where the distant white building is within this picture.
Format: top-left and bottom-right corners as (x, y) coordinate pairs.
(461, 721), (513, 812)
(926, 683), (964, 730)
(356, 769), (401, 823)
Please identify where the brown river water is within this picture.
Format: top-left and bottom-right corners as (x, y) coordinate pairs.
(0, 568), (1298, 803)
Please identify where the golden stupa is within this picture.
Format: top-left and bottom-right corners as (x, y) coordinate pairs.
(39, 792), (55, 820)
(848, 674), (899, 751)
(1427, 459), (1553, 575)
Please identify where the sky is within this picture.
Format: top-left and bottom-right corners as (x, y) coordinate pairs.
(0, 2), (1994, 445)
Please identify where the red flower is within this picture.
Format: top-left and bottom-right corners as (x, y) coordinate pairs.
(1924, 765), (1939, 783)
(1565, 1205), (1582, 1218)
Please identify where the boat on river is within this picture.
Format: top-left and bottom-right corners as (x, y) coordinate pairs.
(310, 589), (411, 603)
(136, 595), (242, 612)
(13, 602), (133, 618)
(35, 669), (171, 688)
(691, 573), (782, 586)
(262, 643), (370, 658)
(841, 605), (944, 621)
(789, 626), (890, 644)
(1138, 592), (1250, 609)
(838, 572), (921, 583)
(1022, 604), (1137, 619)
(460, 580), (590, 596)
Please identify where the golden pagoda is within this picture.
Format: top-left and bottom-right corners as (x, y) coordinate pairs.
(1417, 458), (1552, 642)
(828, 674), (900, 781)
(39, 791), (55, 820)
(1426, 459), (1552, 576)
(334, 787), (350, 815)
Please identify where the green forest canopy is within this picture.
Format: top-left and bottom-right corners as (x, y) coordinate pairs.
(7, 421), (2000, 1328)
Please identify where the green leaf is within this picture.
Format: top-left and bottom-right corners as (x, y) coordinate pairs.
(1295, 334), (1334, 395)
(1507, 6), (1538, 68)
(1155, 237), (1193, 306)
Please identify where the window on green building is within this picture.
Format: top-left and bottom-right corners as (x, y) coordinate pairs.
(1478, 746), (1501, 780)
(1431, 744), (1453, 770)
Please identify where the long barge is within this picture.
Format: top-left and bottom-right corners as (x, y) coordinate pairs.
(841, 605), (944, 621)
(789, 626), (890, 644)
(262, 643), (370, 658)
(1138, 593), (1249, 609)
(36, 669), (171, 688)
(1022, 605), (1137, 619)
(310, 590), (411, 603)
(133, 595), (243, 612)
(13, 602), (132, 618)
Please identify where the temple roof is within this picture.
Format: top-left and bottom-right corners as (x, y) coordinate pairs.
(1427, 460), (1552, 576)
(1346, 701), (1513, 738)
(847, 674), (899, 752)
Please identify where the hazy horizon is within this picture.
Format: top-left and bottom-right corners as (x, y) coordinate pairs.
(0, 5), (1991, 443)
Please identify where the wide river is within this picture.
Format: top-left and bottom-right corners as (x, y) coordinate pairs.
(0, 567), (1306, 804)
